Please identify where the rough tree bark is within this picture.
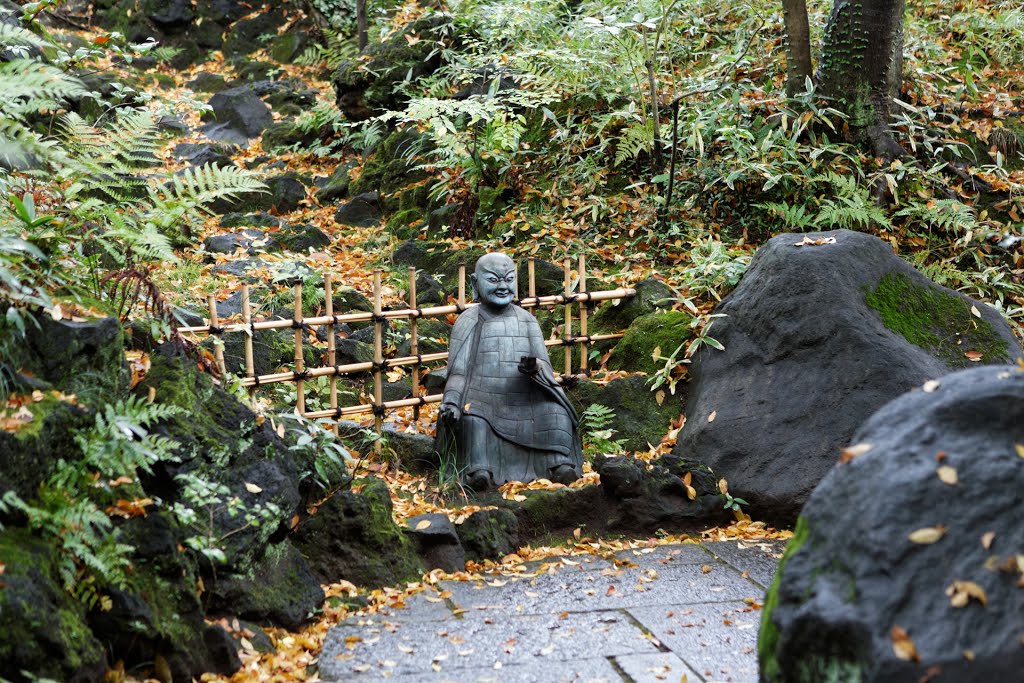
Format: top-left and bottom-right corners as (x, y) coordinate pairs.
(357, 0), (368, 51)
(816, 0), (907, 158)
(782, 0), (813, 97)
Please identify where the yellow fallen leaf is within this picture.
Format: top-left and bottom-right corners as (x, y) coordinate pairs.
(839, 443), (872, 463)
(890, 625), (919, 662)
(707, 410), (717, 423)
(936, 466), (958, 485)
(922, 379), (940, 393)
(970, 305), (981, 319)
(946, 580), (987, 607)
(908, 525), (946, 544)
(244, 482), (262, 494)
(651, 346), (661, 362)
(981, 531), (995, 550)
(415, 519), (432, 530)
(1015, 443), (1024, 459)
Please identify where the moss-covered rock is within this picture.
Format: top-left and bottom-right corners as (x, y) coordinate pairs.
(0, 528), (107, 683)
(207, 542), (324, 630)
(591, 278), (675, 334)
(349, 129), (430, 198)
(608, 311), (694, 374)
(332, 14), (455, 121)
(19, 314), (127, 397)
(292, 477), (423, 587)
(758, 516), (810, 683)
(569, 374), (685, 453)
(456, 508), (520, 562)
(865, 272), (1009, 367)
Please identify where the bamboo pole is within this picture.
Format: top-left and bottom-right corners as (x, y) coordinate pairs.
(457, 262), (466, 310)
(207, 295), (227, 380)
(578, 254), (589, 375)
(563, 259), (572, 376)
(372, 270), (384, 448)
(241, 285), (255, 402)
(324, 274), (338, 435)
(528, 257), (536, 300)
(293, 281), (305, 416)
(176, 288), (637, 334)
(409, 266), (421, 422)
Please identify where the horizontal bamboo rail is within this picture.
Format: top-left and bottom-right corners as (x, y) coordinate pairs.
(176, 289), (635, 334)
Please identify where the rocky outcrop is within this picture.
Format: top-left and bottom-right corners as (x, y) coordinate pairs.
(675, 230), (1022, 524)
(760, 364), (1024, 683)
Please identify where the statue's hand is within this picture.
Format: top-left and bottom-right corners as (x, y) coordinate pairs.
(439, 402), (462, 422)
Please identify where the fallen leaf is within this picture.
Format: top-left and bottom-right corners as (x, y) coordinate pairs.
(415, 519), (432, 530)
(946, 580), (987, 607)
(922, 379), (940, 393)
(244, 482), (263, 494)
(655, 390), (665, 406)
(981, 531), (995, 550)
(1015, 443), (1024, 459)
(908, 525), (946, 544)
(701, 565), (712, 574)
(707, 410), (716, 423)
(970, 305), (981, 319)
(890, 625), (920, 662)
(936, 466), (958, 485)
(839, 442), (873, 463)
(793, 236), (837, 247)
(964, 350), (983, 362)
(606, 585), (617, 596)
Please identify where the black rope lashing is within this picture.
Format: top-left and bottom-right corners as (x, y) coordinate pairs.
(372, 404), (387, 418)
(293, 370), (310, 382)
(208, 325), (225, 336)
(291, 319), (311, 331)
(252, 374), (262, 387)
(371, 312), (388, 324)
(372, 359), (391, 373)
(249, 322), (258, 335)
(560, 374), (580, 389)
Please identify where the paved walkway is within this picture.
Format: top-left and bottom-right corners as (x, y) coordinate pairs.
(320, 539), (785, 682)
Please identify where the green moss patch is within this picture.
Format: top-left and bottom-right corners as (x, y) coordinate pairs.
(608, 311), (694, 374)
(865, 272), (1008, 367)
(758, 515), (810, 683)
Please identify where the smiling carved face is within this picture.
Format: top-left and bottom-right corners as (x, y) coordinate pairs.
(473, 254), (517, 310)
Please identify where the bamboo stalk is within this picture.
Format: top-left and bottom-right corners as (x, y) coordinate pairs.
(578, 254), (589, 375)
(293, 281), (305, 416)
(372, 270), (383, 447)
(241, 285), (255, 402)
(563, 259), (572, 376)
(528, 257), (536, 299)
(324, 274), (338, 435)
(207, 295), (227, 380)
(409, 266), (421, 422)
(176, 288), (637, 334)
(457, 262), (466, 310)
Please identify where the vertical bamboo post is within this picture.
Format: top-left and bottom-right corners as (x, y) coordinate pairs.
(409, 266), (421, 423)
(578, 254), (589, 375)
(293, 281), (305, 416)
(241, 285), (255, 402)
(372, 270), (384, 450)
(324, 274), (339, 435)
(563, 258), (572, 377)
(207, 295), (227, 380)
(528, 257), (536, 301)
(457, 262), (467, 310)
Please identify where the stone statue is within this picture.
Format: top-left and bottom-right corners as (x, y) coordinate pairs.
(437, 253), (583, 492)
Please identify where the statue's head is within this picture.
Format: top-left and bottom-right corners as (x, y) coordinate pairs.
(472, 253), (516, 311)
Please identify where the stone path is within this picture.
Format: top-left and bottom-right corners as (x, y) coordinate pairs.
(320, 539), (785, 682)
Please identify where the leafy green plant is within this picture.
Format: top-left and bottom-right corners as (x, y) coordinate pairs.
(580, 403), (626, 457)
(649, 311), (726, 395)
(1, 396), (182, 607)
(280, 412), (356, 491)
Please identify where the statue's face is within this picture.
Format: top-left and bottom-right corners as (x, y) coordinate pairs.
(474, 257), (516, 310)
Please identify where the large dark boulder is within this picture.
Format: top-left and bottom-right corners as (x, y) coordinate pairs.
(760, 364), (1024, 683)
(405, 513), (465, 573)
(18, 315), (127, 394)
(202, 86), (274, 144)
(675, 230), (1022, 523)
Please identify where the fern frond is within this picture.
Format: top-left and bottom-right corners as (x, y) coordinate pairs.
(155, 163), (267, 211)
(0, 59), (85, 110)
(760, 201), (816, 229)
(614, 118), (654, 166)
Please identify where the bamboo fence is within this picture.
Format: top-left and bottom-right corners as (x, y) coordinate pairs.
(179, 256), (635, 434)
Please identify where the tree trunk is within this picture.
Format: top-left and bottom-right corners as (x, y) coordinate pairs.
(357, 0), (368, 51)
(782, 0), (813, 97)
(816, 0), (907, 158)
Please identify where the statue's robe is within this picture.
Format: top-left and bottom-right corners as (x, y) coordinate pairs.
(439, 304), (582, 485)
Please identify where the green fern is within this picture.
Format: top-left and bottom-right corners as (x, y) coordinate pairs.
(895, 199), (977, 234)
(295, 25), (358, 69)
(614, 118), (655, 166)
(580, 403), (626, 457)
